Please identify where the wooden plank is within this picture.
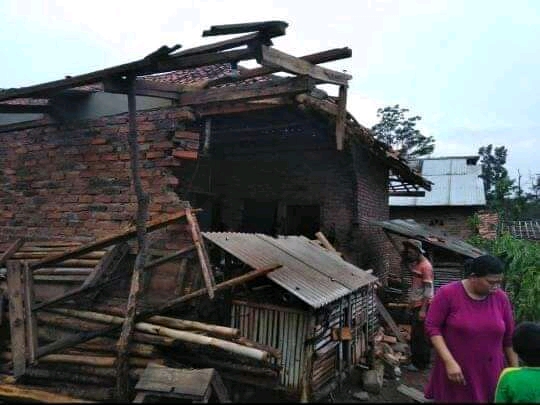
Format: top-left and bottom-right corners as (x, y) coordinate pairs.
(22, 262), (38, 364)
(202, 21), (288, 37)
(375, 295), (407, 344)
(211, 371), (231, 403)
(177, 76), (314, 107)
(81, 243), (129, 290)
(6, 261), (26, 377)
(185, 207), (215, 299)
(259, 45), (352, 85)
(30, 211), (188, 270)
(32, 245), (196, 312)
(0, 238), (25, 267)
(296, 93), (339, 116)
(396, 384), (433, 403)
(208, 47), (352, 87)
(335, 84), (348, 150)
(315, 231), (337, 252)
(0, 104), (52, 114)
(173, 32), (262, 57)
(0, 384), (95, 403)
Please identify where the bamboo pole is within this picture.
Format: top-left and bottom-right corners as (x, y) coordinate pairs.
(147, 315), (240, 339)
(49, 308), (270, 362)
(116, 75), (150, 401)
(36, 264), (281, 359)
(39, 353), (163, 368)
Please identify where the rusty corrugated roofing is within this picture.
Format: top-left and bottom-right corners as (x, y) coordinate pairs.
(373, 218), (486, 258)
(202, 232), (377, 308)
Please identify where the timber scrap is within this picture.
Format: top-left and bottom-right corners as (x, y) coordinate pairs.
(0, 210), (283, 402)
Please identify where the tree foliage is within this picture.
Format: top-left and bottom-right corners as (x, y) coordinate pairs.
(478, 144), (515, 214)
(371, 104), (435, 160)
(468, 233), (540, 322)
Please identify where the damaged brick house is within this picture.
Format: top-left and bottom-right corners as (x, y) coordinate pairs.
(0, 21), (431, 401)
(0, 25), (430, 282)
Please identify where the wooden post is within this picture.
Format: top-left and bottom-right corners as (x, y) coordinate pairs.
(335, 84), (348, 150)
(22, 262), (38, 364)
(186, 207), (215, 299)
(300, 314), (316, 403)
(116, 75), (150, 402)
(6, 261), (26, 377)
(0, 238), (25, 267)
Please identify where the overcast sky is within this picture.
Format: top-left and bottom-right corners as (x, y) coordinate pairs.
(2, 0), (539, 191)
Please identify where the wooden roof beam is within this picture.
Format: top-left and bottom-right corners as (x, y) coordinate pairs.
(207, 47), (352, 87)
(0, 45), (260, 102)
(258, 45), (352, 86)
(202, 21), (288, 37)
(178, 76), (315, 106)
(0, 103), (52, 114)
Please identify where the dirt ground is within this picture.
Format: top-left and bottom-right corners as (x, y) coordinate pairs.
(327, 365), (431, 403)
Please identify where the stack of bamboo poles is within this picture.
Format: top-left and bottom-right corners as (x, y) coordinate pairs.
(0, 304), (281, 402)
(1, 241), (104, 285)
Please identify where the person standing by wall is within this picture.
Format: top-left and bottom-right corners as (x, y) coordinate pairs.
(424, 254), (518, 403)
(401, 238), (434, 371)
(495, 321), (540, 403)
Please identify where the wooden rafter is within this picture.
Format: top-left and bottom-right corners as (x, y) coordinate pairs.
(0, 104), (52, 114)
(258, 45), (352, 85)
(0, 46), (259, 102)
(207, 47), (352, 88)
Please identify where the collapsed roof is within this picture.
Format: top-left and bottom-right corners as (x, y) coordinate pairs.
(0, 20), (431, 192)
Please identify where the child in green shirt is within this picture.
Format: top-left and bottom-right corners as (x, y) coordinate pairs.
(495, 321), (540, 403)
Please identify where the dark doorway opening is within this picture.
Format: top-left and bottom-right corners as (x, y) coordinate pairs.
(241, 199), (278, 234)
(286, 204), (320, 238)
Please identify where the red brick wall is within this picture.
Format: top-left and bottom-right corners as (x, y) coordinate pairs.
(0, 107), (193, 252)
(194, 145), (393, 277)
(0, 109), (394, 277)
(351, 146), (393, 279)
(389, 206), (479, 239)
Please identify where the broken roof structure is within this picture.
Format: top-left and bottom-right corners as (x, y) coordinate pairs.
(0, 20), (431, 195)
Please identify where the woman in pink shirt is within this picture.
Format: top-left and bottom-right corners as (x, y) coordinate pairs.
(424, 254), (518, 403)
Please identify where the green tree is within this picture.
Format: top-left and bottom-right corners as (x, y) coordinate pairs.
(371, 104), (435, 160)
(478, 144), (515, 213)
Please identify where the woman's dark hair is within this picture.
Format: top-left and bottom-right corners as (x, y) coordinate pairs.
(512, 322), (540, 366)
(463, 254), (504, 277)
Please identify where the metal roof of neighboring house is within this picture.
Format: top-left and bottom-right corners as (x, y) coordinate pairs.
(389, 156), (486, 206)
(202, 232), (377, 309)
(373, 218), (486, 258)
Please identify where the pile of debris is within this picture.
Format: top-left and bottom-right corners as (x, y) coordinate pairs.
(0, 211), (282, 402)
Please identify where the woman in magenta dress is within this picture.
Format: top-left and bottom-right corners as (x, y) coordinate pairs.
(424, 254), (519, 403)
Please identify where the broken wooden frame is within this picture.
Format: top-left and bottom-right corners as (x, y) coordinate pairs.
(3, 210), (217, 379)
(1, 21), (352, 155)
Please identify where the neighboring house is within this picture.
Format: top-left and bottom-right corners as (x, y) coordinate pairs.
(389, 155), (486, 239)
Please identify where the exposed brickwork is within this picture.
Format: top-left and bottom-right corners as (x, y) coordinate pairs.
(351, 146), (392, 280)
(0, 108), (394, 278)
(390, 206), (479, 240)
(0, 107), (195, 252)
(477, 210), (499, 240)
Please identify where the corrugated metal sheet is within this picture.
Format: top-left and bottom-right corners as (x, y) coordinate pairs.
(390, 157), (486, 206)
(203, 232), (377, 309)
(373, 218), (486, 258)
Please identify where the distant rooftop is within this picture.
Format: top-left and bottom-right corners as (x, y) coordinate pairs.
(390, 155), (486, 207)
